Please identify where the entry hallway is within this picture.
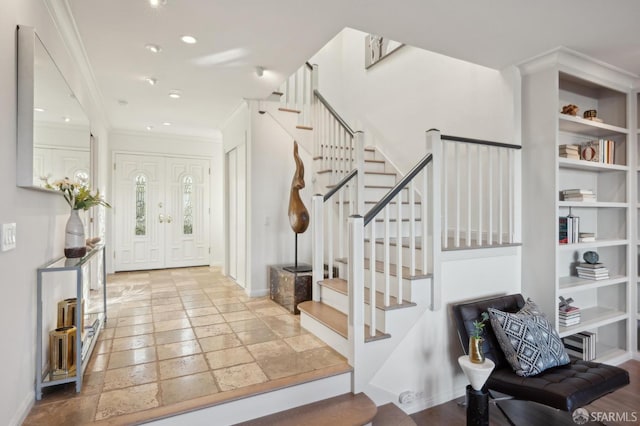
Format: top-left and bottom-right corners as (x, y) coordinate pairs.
(24, 267), (349, 425)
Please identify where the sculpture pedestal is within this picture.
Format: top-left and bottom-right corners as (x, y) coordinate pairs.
(269, 265), (313, 314)
(458, 356), (495, 426)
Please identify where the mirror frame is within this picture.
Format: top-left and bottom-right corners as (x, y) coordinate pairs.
(16, 25), (91, 191)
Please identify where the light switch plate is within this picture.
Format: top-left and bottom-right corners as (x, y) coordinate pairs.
(1, 223), (16, 251)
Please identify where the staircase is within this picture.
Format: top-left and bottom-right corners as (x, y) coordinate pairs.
(257, 61), (520, 410)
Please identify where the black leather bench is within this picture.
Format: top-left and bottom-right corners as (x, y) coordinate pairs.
(452, 294), (629, 412)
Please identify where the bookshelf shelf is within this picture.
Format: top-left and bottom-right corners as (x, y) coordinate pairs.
(558, 306), (627, 338)
(559, 114), (628, 137)
(522, 53), (633, 365)
(558, 275), (627, 293)
(594, 344), (629, 364)
(558, 239), (628, 250)
(558, 158), (628, 172)
(558, 201), (627, 208)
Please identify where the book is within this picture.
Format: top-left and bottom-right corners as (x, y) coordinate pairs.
(563, 195), (597, 202)
(559, 217), (568, 244)
(562, 189), (594, 195)
(577, 262), (604, 269)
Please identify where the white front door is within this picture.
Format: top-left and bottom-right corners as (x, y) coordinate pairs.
(114, 153), (210, 271)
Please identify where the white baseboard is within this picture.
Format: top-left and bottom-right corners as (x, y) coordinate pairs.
(246, 288), (269, 298)
(398, 385), (466, 415)
(10, 391), (34, 426)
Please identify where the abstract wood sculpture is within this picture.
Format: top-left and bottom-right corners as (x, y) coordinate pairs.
(288, 141), (309, 234)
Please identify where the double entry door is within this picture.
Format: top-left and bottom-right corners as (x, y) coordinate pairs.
(114, 153), (210, 271)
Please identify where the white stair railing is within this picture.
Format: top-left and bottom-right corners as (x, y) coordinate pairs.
(278, 62), (314, 128)
(313, 91), (359, 186)
(311, 133), (365, 299)
(439, 135), (521, 249)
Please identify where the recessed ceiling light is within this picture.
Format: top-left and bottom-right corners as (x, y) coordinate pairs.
(149, 0), (167, 8)
(34, 107), (45, 112)
(117, 99), (128, 106)
(255, 66), (264, 77)
(145, 77), (158, 86)
(162, 122), (172, 126)
(146, 125), (154, 131)
(180, 35), (197, 44)
(168, 90), (181, 99)
(63, 117), (71, 123)
(145, 44), (162, 53)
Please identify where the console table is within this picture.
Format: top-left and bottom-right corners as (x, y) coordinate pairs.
(35, 244), (107, 399)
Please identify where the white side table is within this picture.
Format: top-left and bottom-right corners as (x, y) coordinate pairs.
(458, 356), (495, 426)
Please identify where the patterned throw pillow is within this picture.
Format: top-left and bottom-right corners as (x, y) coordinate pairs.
(488, 299), (569, 377)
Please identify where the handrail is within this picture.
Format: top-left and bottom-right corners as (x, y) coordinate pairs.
(314, 89), (355, 137)
(305, 61), (313, 70)
(364, 153), (433, 225)
(440, 133), (521, 150)
(323, 169), (358, 202)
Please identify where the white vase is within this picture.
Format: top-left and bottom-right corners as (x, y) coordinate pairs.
(64, 209), (86, 258)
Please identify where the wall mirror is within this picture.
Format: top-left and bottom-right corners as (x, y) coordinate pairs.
(17, 25), (91, 191)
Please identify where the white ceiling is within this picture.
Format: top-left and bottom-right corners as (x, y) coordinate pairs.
(65, 0), (640, 139)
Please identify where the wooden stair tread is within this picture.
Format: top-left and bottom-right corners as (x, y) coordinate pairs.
(272, 91), (284, 96)
(298, 301), (390, 342)
(320, 278), (416, 310)
(336, 200), (422, 205)
(373, 217), (422, 223)
(237, 393), (377, 426)
(373, 403), (417, 426)
(278, 107), (301, 114)
(296, 125), (313, 130)
(318, 170), (395, 176)
(335, 258), (430, 280)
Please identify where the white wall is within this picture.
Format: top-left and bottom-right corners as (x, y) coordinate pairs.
(221, 102), (250, 285)
(0, 1), (109, 424)
(311, 28), (519, 175)
(369, 249), (521, 412)
(247, 102), (314, 297)
(108, 131), (224, 269)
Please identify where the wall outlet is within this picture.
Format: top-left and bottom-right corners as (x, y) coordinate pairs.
(1, 223), (16, 251)
(398, 391), (415, 404)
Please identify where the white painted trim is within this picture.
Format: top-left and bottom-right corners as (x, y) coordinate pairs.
(111, 129), (222, 145)
(148, 372), (351, 425)
(246, 288), (269, 298)
(10, 391), (34, 426)
(111, 150), (214, 162)
(398, 385), (467, 415)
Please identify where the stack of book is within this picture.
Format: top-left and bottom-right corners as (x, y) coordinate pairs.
(578, 232), (596, 243)
(576, 262), (609, 280)
(562, 331), (597, 361)
(580, 139), (616, 164)
(558, 305), (581, 326)
(561, 189), (596, 202)
(559, 144), (580, 160)
(559, 213), (579, 244)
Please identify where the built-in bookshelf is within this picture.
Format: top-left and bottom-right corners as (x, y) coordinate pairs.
(521, 49), (634, 365)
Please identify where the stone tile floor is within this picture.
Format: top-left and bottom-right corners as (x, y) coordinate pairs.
(24, 267), (347, 425)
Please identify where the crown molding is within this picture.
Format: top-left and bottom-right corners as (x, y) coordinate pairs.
(111, 129), (222, 145)
(44, 0), (110, 130)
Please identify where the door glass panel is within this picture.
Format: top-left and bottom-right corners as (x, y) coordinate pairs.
(135, 174), (147, 236)
(183, 175), (193, 235)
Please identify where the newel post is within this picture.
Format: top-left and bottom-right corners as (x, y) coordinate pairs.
(311, 195), (324, 302)
(426, 129), (442, 311)
(348, 214), (365, 392)
(354, 131), (365, 215)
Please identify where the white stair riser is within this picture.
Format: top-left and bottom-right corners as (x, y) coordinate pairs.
(366, 242), (425, 271)
(364, 173), (397, 187)
(320, 285), (388, 333)
(365, 186), (409, 202)
(300, 313), (349, 358)
(370, 220), (422, 238)
(365, 161), (386, 173)
(334, 262), (418, 303)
